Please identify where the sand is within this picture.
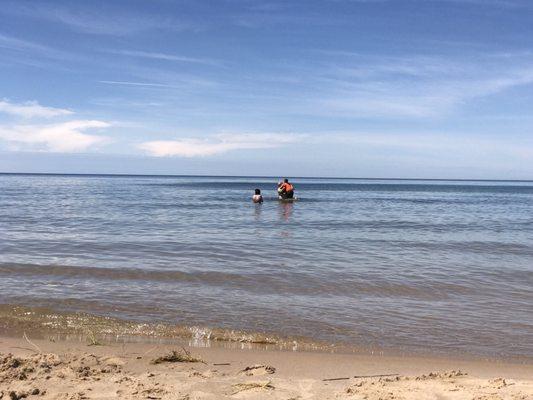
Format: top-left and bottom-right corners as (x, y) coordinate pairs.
(0, 335), (532, 400)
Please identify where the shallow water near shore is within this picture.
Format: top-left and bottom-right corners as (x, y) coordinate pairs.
(1, 174), (532, 359)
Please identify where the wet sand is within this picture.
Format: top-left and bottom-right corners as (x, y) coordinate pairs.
(1, 335), (532, 399)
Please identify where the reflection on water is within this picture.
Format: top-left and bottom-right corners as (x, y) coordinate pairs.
(253, 202), (263, 220)
(278, 201), (293, 222)
(0, 174), (532, 358)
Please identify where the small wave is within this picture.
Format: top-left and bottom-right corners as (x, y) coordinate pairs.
(1, 262), (526, 300)
(0, 304), (322, 352)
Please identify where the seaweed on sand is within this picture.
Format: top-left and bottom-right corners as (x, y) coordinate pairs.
(240, 364), (276, 376)
(231, 381), (274, 394)
(151, 348), (204, 364)
(86, 331), (103, 346)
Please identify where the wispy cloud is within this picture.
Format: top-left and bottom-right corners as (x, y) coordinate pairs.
(0, 120), (110, 152)
(0, 33), (76, 63)
(98, 69), (219, 89)
(0, 33), (49, 53)
(106, 50), (219, 66)
(0, 99), (73, 118)
(1, 2), (193, 36)
(98, 80), (176, 88)
(139, 133), (304, 157)
(284, 52), (533, 118)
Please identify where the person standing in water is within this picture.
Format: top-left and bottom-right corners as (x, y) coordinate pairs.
(252, 188), (263, 203)
(278, 178), (295, 199)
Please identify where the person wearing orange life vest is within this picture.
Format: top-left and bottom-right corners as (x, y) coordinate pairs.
(277, 178), (294, 199)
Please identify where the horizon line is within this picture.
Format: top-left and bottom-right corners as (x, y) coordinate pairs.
(1, 172), (532, 183)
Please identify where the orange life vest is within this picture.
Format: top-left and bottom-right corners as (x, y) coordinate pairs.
(281, 183), (294, 192)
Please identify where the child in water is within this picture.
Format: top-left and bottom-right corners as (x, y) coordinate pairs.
(252, 188), (263, 203)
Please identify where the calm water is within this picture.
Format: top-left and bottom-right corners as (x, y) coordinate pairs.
(1, 174), (532, 358)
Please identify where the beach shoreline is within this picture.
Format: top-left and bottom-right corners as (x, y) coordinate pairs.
(2, 304), (532, 366)
(1, 334), (532, 399)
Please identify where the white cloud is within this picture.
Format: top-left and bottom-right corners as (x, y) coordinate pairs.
(0, 99), (73, 118)
(0, 120), (110, 152)
(139, 133), (303, 157)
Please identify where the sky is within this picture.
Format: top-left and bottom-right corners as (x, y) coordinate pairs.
(0, 0), (533, 179)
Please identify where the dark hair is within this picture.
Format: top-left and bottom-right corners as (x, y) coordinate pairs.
(255, 188), (261, 195)
(284, 178), (289, 183)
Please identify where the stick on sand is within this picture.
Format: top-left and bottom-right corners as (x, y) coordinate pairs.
(323, 377), (350, 381)
(23, 332), (42, 354)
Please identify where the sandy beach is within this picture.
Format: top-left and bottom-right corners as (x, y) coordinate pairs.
(1, 335), (532, 400)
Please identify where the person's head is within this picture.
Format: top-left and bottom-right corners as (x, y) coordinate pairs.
(255, 188), (261, 195)
(284, 178), (289, 183)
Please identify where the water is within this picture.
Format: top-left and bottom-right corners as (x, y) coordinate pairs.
(1, 173), (532, 359)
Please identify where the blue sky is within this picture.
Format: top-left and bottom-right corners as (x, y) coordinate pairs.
(1, 0), (532, 178)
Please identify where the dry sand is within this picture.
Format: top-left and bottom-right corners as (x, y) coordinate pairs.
(0, 335), (531, 399)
